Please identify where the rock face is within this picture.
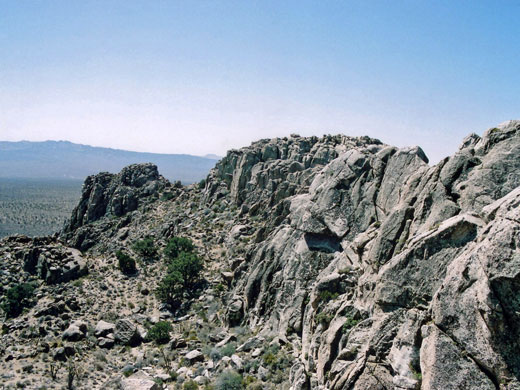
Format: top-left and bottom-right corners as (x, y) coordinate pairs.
(62, 163), (169, 250)
(202, 121), (520, 389)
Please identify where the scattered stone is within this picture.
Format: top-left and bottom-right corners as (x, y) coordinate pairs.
(62, 320), (87, 341)
(95, 320), (115, 338)
(115, 319), (142, 346)
(185, 350), (204, 364)
(121, 370), (160, 390)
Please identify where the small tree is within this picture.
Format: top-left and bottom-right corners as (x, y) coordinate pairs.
(132, 237), (158, 261)
(147, 321), (173, 344)
(1, 282), (35, 318)
(164, 237), (194, 261)
(168, 252), (203, 289)
(116, 250), (136, 275)
(156, 271), (183, 306)
(157, 237), (203, 309)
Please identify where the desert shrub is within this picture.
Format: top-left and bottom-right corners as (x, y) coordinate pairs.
(157, 237), (203, 307)
(209, 347), (222, 362)
(147, 321), (173, 344)
(315, 312), (333, 326)
(161, 192), (175, 201)
(183, 380), (199, 390)
(318, 290), (339, 302)
(132, 237), (158, 261)
(164, 237), (194, 260)
(215, 370), (243, 390)
(1, 282), (36, 318)
(116, 250), (136, 275)
(243, 376), (256, 387)
(220, 342), (236, 357)
(342, 316), (360, 333)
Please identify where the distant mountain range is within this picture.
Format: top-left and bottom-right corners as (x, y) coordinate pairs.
(0, 141), (219, 183)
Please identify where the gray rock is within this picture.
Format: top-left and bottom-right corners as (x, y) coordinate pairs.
(98, 335), (115, 349)
(62, 320), (87, 341)
(121, 370), (160, 390)
(95, 320), (115, 338)
(185, 350), (204, 364)
(115, 319), (142, 346)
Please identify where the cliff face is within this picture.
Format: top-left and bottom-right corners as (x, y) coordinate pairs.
(1, 121), (519, 389)
(202, 121), (520, 389)
(62, 163), (170, 251)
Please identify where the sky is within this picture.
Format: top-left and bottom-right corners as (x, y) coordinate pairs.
(1, 1), (519, 163)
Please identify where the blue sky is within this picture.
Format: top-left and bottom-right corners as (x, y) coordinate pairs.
(1, 1), (519, 162)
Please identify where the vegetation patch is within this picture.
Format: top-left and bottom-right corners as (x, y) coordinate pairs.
(1, 282), (36, 318)
(116, 250), (137, 275)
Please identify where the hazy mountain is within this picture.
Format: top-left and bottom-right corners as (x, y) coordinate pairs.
(0, 140), (218, 183)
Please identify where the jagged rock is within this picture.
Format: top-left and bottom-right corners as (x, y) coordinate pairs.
(62, 320), (87, 341)
(237, 336), (265, 352)
(121, 370), (160, 390)
(230, 354), (243, 370)
(168, 335), (187, 350)
(98, 336), (115, 349)
(95, 320), (115, 338)
(36, 247), (88, 284)
(185, 350), (204, 364)
(61, 163), (169, 250)
(53, 345), (74, 361)
(215, 334), (237, 348)
(225, 298), (244, 327)
(115, 319), (142, 346)
(420, 325), (495, 390)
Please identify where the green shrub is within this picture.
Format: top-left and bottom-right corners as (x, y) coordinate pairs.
(318, 290), (339, 302)
(116, 250), (136, 275)
(342, 316), (360, 333)
(157, 237), (203, 307)
(1, 282), (36, 318)
(220, 342), (236, 357)
(147, 321), (173, 344)
(198, 179), (206, 189)
(164, 237), (194, 260)
(132, 237), (158, 261)
(161, 192), (175, 201)
(215, 370), (243, 390)
(315, 312), (333, 326)
(183, 380), (199, 390)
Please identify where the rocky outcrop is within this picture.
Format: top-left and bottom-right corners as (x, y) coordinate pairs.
(61, 163), (170, 251)
(0, 236), (87, 288)
(202, 120), (520, 389)
(2, 121), (519, 390)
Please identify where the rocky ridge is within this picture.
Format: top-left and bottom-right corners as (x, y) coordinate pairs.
(0, 121), (519, 389)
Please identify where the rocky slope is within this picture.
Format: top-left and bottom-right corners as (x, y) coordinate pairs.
(0, 121), (519, 389)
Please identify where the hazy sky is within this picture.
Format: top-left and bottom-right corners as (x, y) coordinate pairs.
(1, 1), (519, 162)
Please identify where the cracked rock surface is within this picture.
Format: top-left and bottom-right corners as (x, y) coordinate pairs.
(0, 121), (519, 389)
